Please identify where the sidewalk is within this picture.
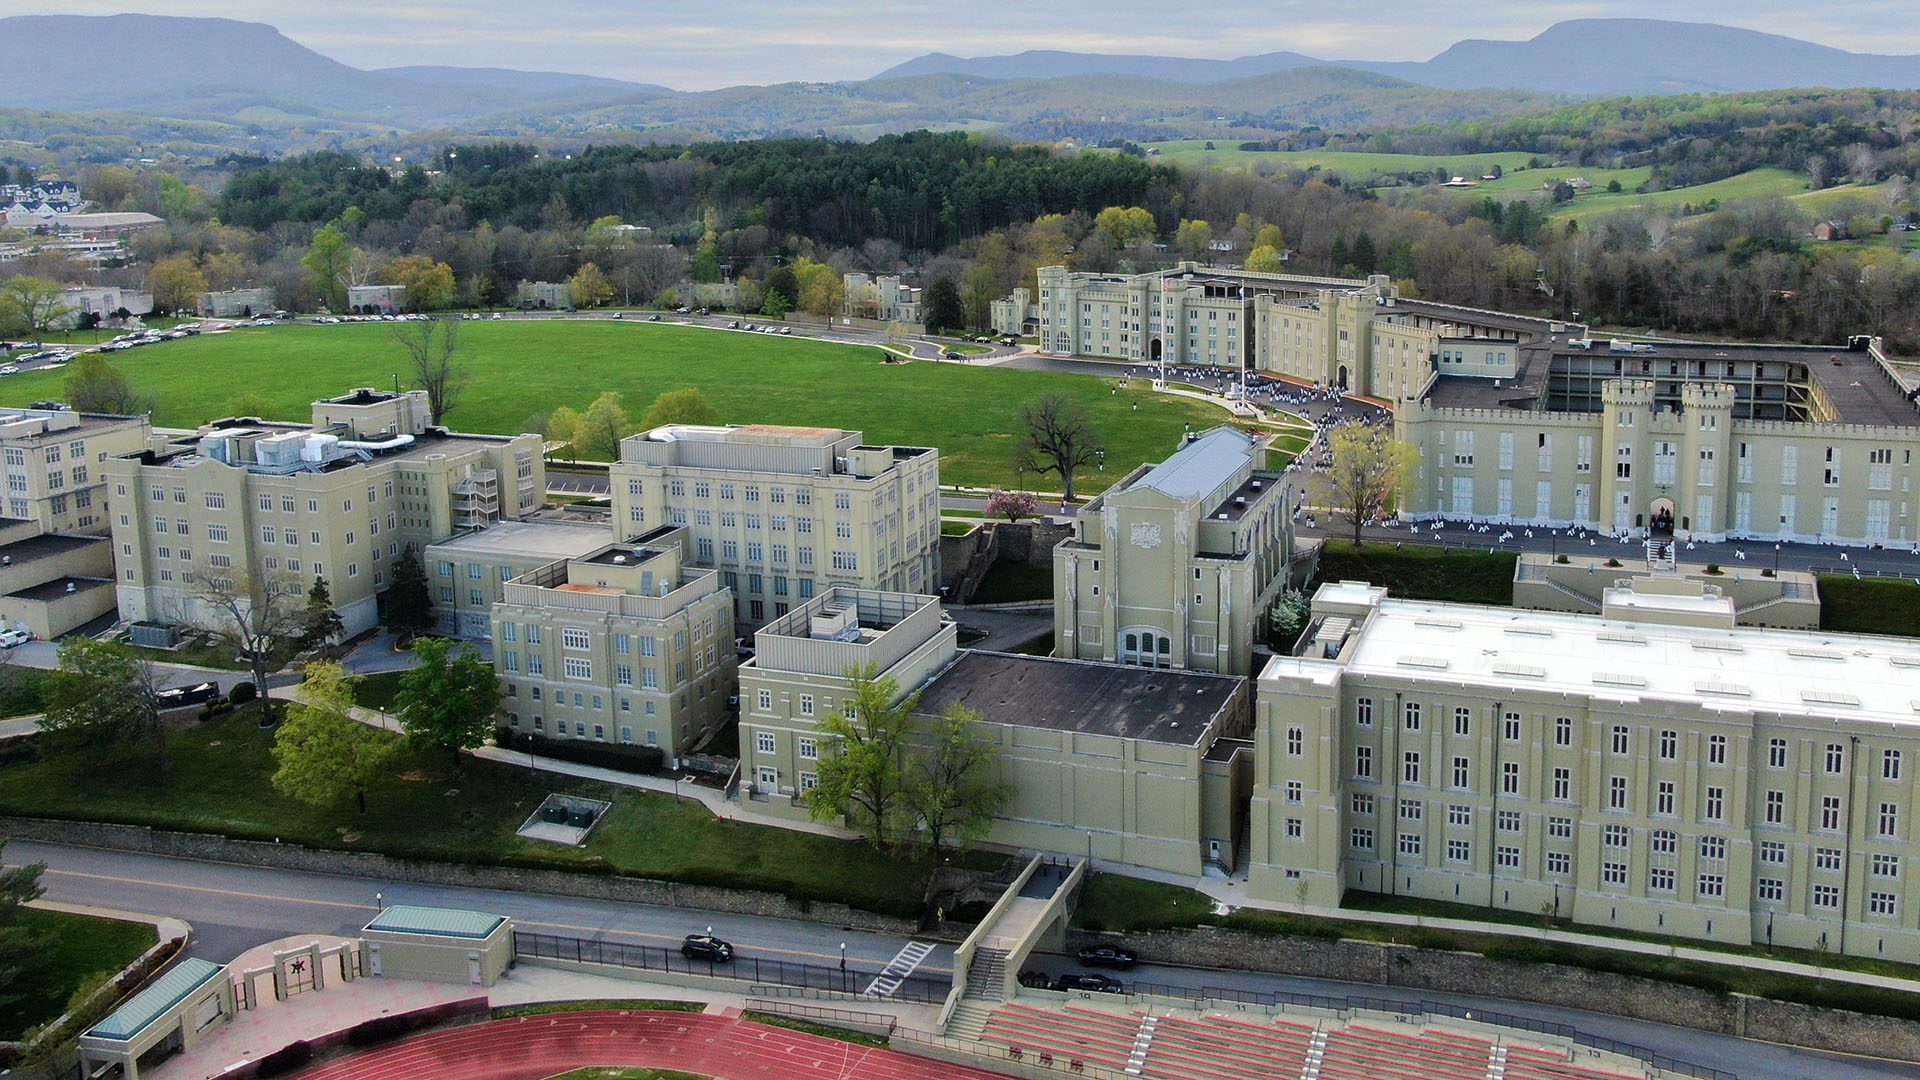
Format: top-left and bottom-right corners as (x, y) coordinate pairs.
(1106, 858), (1920, 997)
(273, 686), (861, 842)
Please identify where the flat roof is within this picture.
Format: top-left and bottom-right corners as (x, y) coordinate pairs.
(8, 575), (112, 602)
(1279, 597), (1920, 726)
(364, 905), (506, 939)
(1129, 427), (1256, 500)
(915, 650), (1242, 746)
(86, 958), (222, 1042)
(428, 521), (608, 561)
(0, 531), (106, 566)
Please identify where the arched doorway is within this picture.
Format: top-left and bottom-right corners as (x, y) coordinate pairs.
(1335, 365), (1349, 389)
(1649, 497), (1676, 536)
(1148, 338), (1163, 363)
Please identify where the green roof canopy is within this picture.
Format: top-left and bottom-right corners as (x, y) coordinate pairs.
(364, 905), (506, 939)
(86, 958), (223, 1042)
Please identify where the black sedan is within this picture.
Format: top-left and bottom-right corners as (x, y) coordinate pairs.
(681, 934), (734, 962)
(155, 681), (219, 709)
(1052, 972), (1123, 993)
(1075, 944), (1138, 970)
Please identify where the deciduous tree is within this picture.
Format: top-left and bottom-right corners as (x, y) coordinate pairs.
(273, 662), (396, 812)
(392, 317), (465, 423)
(63, 355), (151, 415)
(192, 563), (305, 713)
(0, 276), (74, 338)
(808, 665), (916, 850)
(40, 637), (169, 771)
(1316, 422), (1420, 547)
(0, 838), (50, 1015)
(985, 487), (1038, 522)
(1018, 393), (1103, 502)
(545, 405), (581, 462)
(146, 256), (207, 315)
(904, 705), (1012, 860)
(641, 388), (719, 429)
(567, 262), (614, 308)
(575, 391), (632, 461)
(395, 637), (500, 774)
(301, 223), (353, 314)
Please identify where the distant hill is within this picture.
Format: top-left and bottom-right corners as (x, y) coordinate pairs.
(875, 20), (1920, 96)
(0, 14), (664, 126)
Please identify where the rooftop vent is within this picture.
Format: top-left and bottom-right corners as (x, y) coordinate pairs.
(64, 581), (75, 593)
(612, 554), (626, 564)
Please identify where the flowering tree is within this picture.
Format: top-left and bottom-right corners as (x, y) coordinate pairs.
(985, 487), (1039, 523)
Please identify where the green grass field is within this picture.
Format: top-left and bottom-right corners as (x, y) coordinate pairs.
(0, 907), (156, 1039)
(0, 707), (994, 917)
(1313, 540), (1517, 607)
(1818, 575), (1920, 638)
(0, 322), (1228, 494)
(1143, 142), (1535, 179)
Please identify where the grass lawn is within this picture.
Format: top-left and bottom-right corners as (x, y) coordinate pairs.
(741, 1013), (890, 1048)
(939, 520), (977, 536)
(0, 321), (1228, 494)
(969, 560), (1053, 604)
(0, 907), (156, 1039)
(1818, 575), (1920, 638)
(0, 709), (994, 917)
(1549, 167), (1815, 226)
(1073, 873), (1920, 1021)
(1313, 540), (1516, 607)
(0, 666), (54, 719)
(350, 669), (410, 711)
(108, 635), (253, 672)
(1142, 142), (1535, 179)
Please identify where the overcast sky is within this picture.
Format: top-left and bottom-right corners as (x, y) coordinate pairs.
(33, 1), (1920, 90)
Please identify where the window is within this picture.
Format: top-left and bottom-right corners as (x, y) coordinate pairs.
(1286, 819), (1303, 840)
(1447, 839), (1471, 863)
(1759, 841), (1787, 865)
(1547, 852), (1572, 876)
(1700, 835), (1726, 861)
(1497, 810), (1520, 833)
(1812, 884), (1841, 910)
(1354, 746), (1373, 779)
(1698, 874), (1725, 899)
(1816, 847), (1842, 872)
(1650, 867), (1676, 892)
(799, 694), (815, 716)
(1453, 707), (1471, 736)
(1351, 792), (1375, 815)
(1451, 756), (1469, 789)
(1765, 790), (1785, 825)
(1549, 816), (1572, 840)
(1286, 726), (1303, 756)
(1658, 729), (1677, 760)
(1872, 853), (1900, 879)
(1402, 751), (1421, 784)
(1871, 892), (1898, 917)
(1284, 781), (1303, 804)
(798, 737), (817, 760)
(1657, 781), (1676, 816)
(1757, 878), (1784, 903)
(755, 731), (776, 755)
(1769, 738), (1788, 769)
(1826, 743), (1845, 774)
(614, 664), (632, 686)
(1602, 862), (1627, 887)
(1497, 846), (1520, 869)
(1355, 697), (1373, 726)
(1881, 802), (1901, 839)
(1350, 828), (1374, 851)
(1651, 830), (1677, 855)
(1448, 804), (1472, 827)
(1603, 824), (1629, 849)
(1399, 833), (1422, 857)
(563, 657), (591, 681)
(1822, 795), (1843, 831)
(1501, 761), (1520, 795)
(1403, 702), (1422, 731)
(1554, 717), (1573, 747)
(1401, 799), (1424, 822)
(1611, 725), (1629, 755)
(1502, 711), (1520, 741)
(1886, 749), (1903, 782)
(1704, 786), (1724, 822)
(562, 628), (591, 650)
(1552, 767), (1572, 801)
(1707, 735), (1727, 765)
(756, 689), (772, 710)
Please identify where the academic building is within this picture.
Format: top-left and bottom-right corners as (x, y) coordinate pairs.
(1053, 426), (1294, 676)
(492, 527), (737, 765)
(738, 587), (1252, 877)
(0, 405), (150, 536)
(610, 424), (940, 629)
(105, 389), (544, 636)
(1252, 578), (1920, 959)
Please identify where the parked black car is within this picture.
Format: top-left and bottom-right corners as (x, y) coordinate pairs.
(681, 934), (734, 962)
(1075, 944), (1138, 970)
(155, 681), (219, 709)
(1017, 969), (1052, 989)
(1052, 972), (1122, 993)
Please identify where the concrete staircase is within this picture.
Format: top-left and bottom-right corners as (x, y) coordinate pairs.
(1300, 1028), (1328, 1079)
(1646, 538), (1675, 570)
(963, 946), (1010, 1002)
(947, 1001), (995, 1039)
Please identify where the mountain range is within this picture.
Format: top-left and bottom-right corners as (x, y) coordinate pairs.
(876, 20), (1920, 96)
(1, 14), (1916, 141)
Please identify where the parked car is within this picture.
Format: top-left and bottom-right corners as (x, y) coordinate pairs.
(1052, 972), (1122, 993)
(727, 321), (740, 330)
(682, 934), (734, 962)
(0, 627), (30, 649)
(1017, 969), (1051, 989)
(155, 680), (219, 709)
(1076, 944), (1137, 969)
(943, 350), (963, 360)
(647, 313), (661, 322)
(612, 311), (624, 319)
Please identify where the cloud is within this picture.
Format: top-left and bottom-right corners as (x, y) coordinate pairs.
(32, 1), (1918, 89)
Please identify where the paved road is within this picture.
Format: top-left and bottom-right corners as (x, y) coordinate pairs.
(12, 841), (1912, 1080)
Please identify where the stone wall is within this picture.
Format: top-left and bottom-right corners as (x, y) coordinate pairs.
(945, 519), (1071, 605)
(991, 520), (1073, 565)
(1064, 925), (1920, 1062)
(0, 816), (919, 935)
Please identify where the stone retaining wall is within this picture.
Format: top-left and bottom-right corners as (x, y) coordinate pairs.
(0, 816), (919, 935)
(1064, 925), (1920, 1062)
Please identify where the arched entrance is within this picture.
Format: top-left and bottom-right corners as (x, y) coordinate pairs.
(1335, 365), (1349, 389)
(1648, 497), (1676, 536)
(1148, 338), (1163, 363)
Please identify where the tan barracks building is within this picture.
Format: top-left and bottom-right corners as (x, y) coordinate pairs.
(1253, 578), (1920, 959)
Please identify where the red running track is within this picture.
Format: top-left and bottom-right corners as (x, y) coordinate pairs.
(290, 1010), (1018, 1080)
